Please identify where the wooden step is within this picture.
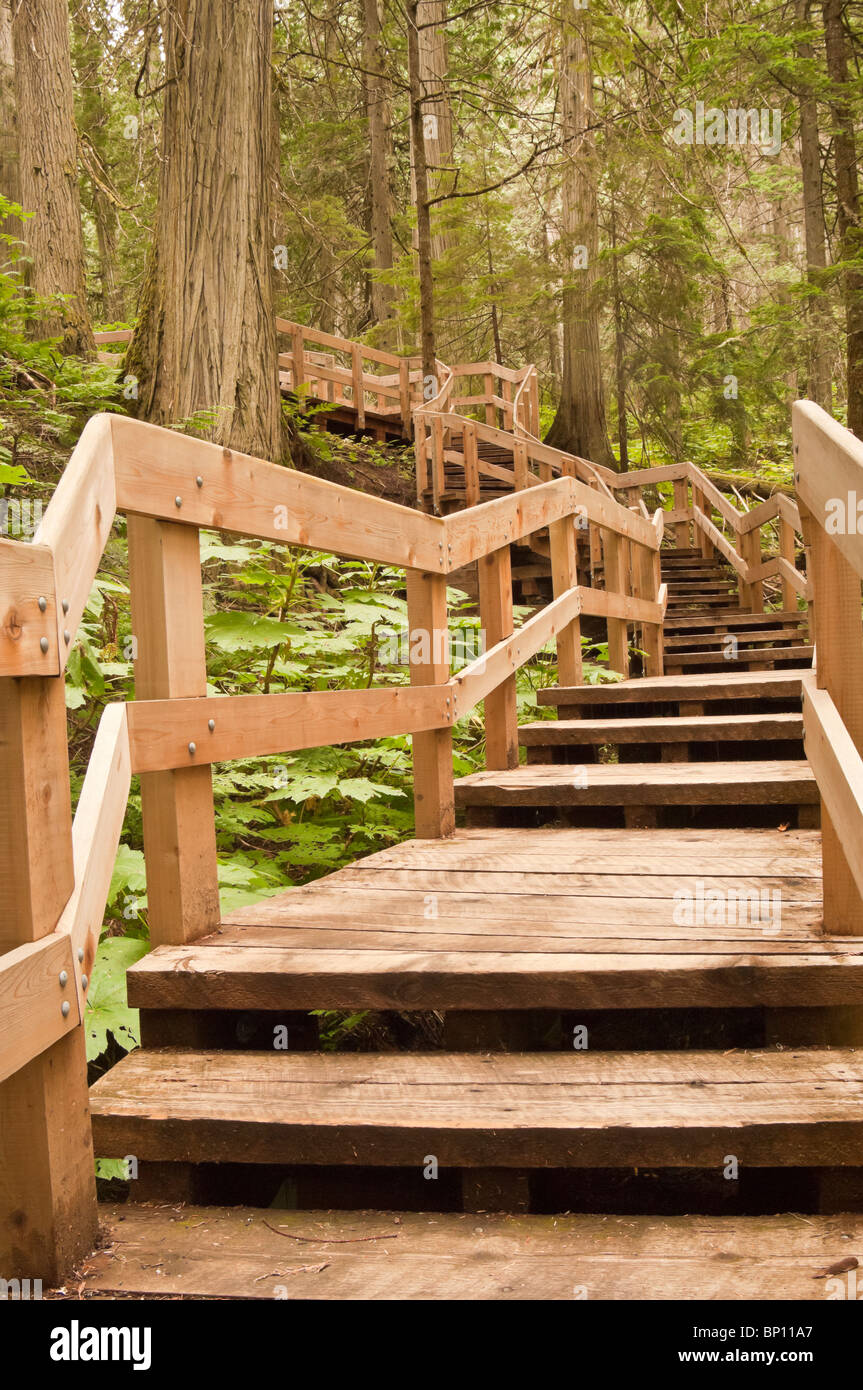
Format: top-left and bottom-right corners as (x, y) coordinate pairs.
(90, 1047), (863, 1170)
(78, 1204), (863, 1300)
(537, 671), (804, 709)
(664, 629), (806, 649)
(664, 610), (806, 632)
(126, 827), (854, 1014)
(518, 713), (804, 747)
(454, 759), (817, 811)
(665, 646), (813, 669)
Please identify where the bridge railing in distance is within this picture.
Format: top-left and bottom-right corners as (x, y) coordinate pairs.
(0, 408), (666, 1280)
(792, 401), (863, 936)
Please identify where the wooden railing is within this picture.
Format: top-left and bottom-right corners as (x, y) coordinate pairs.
(0, 406), (665, 1279)
(792, 402), (863, 936)
(612, 459), (810, 616)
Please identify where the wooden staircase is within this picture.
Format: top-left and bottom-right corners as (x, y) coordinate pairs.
(4, 392), (863, 1302)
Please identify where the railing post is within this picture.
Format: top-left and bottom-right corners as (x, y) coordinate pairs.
(0, 675), (97, 1280)
(633, 541), (664, 677)
(692, 486), (713, 558)
(463, 420), (480, 507)
(431, 414), (445, 511)
(406, 570), (454, 837)
(128, 516), (221, 946)
(779, 514), (797, 611)
(351, 345), (366, 430)
(478, 546), (519, 769)
(399, 360), (411, 436)
(484, 373), (495, 427)
(549, 515), (583, 687)
(513, 439), (529, 491)
(415, 415), (430, 508)
(602, 528), (630, 676)
(502, 379), (513, 431)
(291, 327), (305, 395)
(807, 518), (863, 933)
(530, 371), (540, 436)
(672, 475), (689, 549)
(740, 526), (763, 612)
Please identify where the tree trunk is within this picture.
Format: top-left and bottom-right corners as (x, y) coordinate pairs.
(796, 0), (832, 411)
(72, 0), (124, 323)
(822, 0), (863, 437)
(362, 0), (396, 336)
(544, 1), (613, 467)
(127, 0), (284, 462)
(417, 0), (454, 261)
(610, 195), (627, 468)
(407, 0), (436, 382)
(11, 0), (94, 353)
(0, 0), (20, 235)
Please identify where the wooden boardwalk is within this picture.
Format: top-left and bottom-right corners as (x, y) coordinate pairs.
(3, 370), (863, 1300)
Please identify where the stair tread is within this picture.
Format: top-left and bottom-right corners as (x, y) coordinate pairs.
(123, 826), (848, 1012)
(77, 1204), (863, 1301)
(90, 1047), (863, 1169)
(664, 611), (806, 630)
(454, 759), (817, 805)
(666, 646), (813, 666)
(518, 713), (804, 743)
(538, 671), (804, 705)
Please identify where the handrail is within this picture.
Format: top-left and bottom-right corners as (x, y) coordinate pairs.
(793, 400), (863, 935)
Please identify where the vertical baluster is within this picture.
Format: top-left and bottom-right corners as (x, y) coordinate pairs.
(406, 570), (454, 837)
(602, 529), (630, 676)
(478, 547), (519, 770)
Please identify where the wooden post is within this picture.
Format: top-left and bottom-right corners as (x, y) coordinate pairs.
(672, 477), (689, 549)
(692, 487), (713, 558)
(478, 546), (519, 770)
(502, 379), (513, 431)
(808, 519), (863, 934)
(779, 516), (797, 611)
(513, 439), (529, 492)
(406, 570), (454, 837)
(399, 360), (411, 436)
(351, 345), (365, 430)
(602, 529), (630, 677)
(128, 517), (220, 946)
(0, 676), (97, 1280)
(463, 420), (480, 508)
(484, 373), (495, 427)
(415, 416), (430, 508)
(633, 541), (664, 677)
(530, 372), (540, 436)
(291, 328), (305, 395)
(431, 414), (445, 511)
(740, 527), (763, 612)
(549, 515), (583, 687)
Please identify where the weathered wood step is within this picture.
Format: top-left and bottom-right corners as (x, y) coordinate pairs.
(79, 1204), (863, 1300)
(664, 629), (805, 649)
(123, 827), (849, 1014)
(537, 671), (804, 709)
(454, 759), (817, 810)
(90, 1047), (863, 1169)
(665, 646), (813, 669)
(518, 713), (804, 747)
(663, 610), (806, 632)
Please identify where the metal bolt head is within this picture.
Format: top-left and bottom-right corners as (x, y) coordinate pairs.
(40, 637), (49, 654)
(196, 476), (204, 488)
(61, 599), (70, 614)
(208, 719), (215, 732)
(59, 970), (68, 987)
(61, 1001), (71, 1018)
(38, 595), (47, 612)
(175, 495), (183, 509)
(81, 975), (88, 991)
(77, 948), (84, 963)
(63, 630), (71, 645)
(188, 741), (196, 755)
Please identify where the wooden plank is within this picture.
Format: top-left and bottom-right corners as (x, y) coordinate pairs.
(111, 414), (446, 572)
(807, 514), (863, 935)
(692, 510), (748, 575)
(0, 934), (80, 1085)
(793, 399), (863, 582)
(454, 759), (817, 808)
(128, 686), (450, 772)
(406, 570), (454, 838)
(477, 547), (518, 769)
(56, 704), (131, 983)
(79, 1205), (863, 1302)
(0, 539), (59, 676)
(601, 529), (629, 677)
(90, 1046), (863, 1170)
(548, 515), (583, 686)
(802, 674), (863, 921)
(453, 587), (582, 713)
(518, 713), (804, 744)
(537, 670), (804, 706)
(0, 670), (96, 1280)
(128, 516), (220, 946)
(34, 413), (115, 672)
(462, 420), (480, 507)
